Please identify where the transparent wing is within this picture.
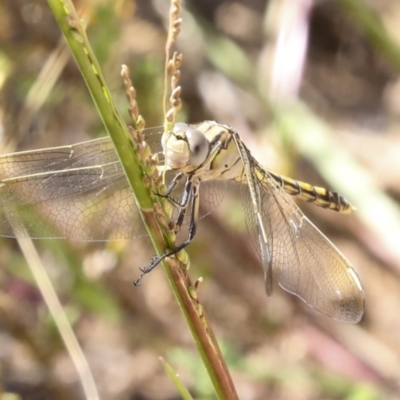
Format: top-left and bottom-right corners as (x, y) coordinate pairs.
(0, 129), (164, 178)
(198, 179), (226, 219)
(0, 129), (164, 240)
(241, 160), (364, 323)
(166, 176), (227, 226)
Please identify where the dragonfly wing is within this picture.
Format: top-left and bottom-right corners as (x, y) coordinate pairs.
(242, 162), (364, 323)
(0, 129), (164, 178)
(197, 179), (226, 219)
(0, 137), (115, 177)
(0, 129), (164, 240)
(0, 161), (147, 240)
(239, 171), (274, 295)
(167, 178), (227, 228)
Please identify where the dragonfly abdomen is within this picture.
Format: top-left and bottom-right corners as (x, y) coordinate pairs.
(268, 171), (354, 214)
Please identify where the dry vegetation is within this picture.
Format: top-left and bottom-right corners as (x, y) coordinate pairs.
(0, 0), (399, 399)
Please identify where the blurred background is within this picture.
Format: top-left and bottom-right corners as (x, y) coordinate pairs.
(0, 0), (400, 399)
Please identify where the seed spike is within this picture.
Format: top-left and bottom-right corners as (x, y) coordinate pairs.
(163, 0), (183, 133)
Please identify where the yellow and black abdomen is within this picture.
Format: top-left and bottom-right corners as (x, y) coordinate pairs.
(267, 170), (354, 214)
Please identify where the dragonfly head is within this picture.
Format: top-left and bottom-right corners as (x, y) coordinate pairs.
(162, 122), (210, 171)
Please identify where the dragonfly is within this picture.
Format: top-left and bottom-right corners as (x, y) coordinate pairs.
(0, 120), (364, 323)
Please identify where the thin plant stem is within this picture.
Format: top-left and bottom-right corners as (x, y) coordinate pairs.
(46, 0), (239, 398)
(13, 227), (100, 400)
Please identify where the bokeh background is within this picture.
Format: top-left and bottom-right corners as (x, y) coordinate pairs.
(0, 0), (400, 399)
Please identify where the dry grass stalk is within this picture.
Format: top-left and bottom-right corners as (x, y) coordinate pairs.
(163, 0), (183, 130)
(120, 65), (173, 240)
(121, 64), (145, 136)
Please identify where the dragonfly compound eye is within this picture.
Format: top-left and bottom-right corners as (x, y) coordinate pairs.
(186, 128), (209, 166)
(172, 122), (189, 134)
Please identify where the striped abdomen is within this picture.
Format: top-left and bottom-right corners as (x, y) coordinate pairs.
(267, 170), (354, 214)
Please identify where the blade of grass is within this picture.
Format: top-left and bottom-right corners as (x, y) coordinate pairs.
(159, 357), (194, 400)
(46, 1), (239, 399)
(338, 0), (400, 72)
(12, 226), (100, 400)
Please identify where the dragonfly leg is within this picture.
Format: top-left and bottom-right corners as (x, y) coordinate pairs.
(157, 176), (193, 235)
(159, 176), (192, 212)
(175, 178), (193, 227)
(160, 172), (184, 198)
(157, 172), (194, 219)
(133, 182), (200, 286)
